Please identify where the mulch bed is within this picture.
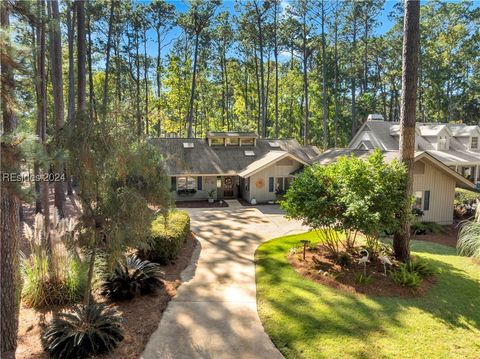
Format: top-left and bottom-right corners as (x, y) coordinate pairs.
(175, 200), (228, 208)
(289, 245), (435, 298)
(16, 233), (199, 359)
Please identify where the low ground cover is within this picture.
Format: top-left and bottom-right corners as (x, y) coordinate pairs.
(256, 231), (480, 359)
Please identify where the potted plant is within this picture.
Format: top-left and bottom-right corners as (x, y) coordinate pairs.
(208, 189), (215, 203)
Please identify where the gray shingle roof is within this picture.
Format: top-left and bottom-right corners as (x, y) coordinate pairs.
(353, 121), (480, 165)
(149, 138), (318, 176)
(314, 149), (475, 189)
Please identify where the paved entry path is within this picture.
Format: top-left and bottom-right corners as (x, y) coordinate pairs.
(142, 205), (308, 359)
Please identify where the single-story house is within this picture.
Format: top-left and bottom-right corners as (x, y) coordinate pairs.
(315, 149), (476, 224)
(150, 130), (475, 224)
(149, 132), (320, 203)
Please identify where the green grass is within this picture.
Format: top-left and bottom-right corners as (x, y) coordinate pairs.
(255, 232), (480, 359)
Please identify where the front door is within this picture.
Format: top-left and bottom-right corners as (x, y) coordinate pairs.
(223, 176), (234, 198)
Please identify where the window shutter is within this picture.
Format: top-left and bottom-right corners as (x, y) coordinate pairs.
(197, 176), (202, 190)
(171, 176), (176, 190)
(269, 177), (274, 192)
(423, 191), (430, 211)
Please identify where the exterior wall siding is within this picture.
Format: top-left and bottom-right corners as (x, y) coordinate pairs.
(247, 160), (302, 203)
(413, 160), (456, 224)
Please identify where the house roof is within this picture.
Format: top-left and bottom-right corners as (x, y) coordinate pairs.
(349, 121), (480, 164)
(238, 151), (309, 178)
(417, 124), (452, 137)
(314, 149), (475, 189)
(149, 137), (318, 176)
(448, 124), (480, 137)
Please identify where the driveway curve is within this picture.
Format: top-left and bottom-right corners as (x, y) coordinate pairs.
(142, 204), (307, 359)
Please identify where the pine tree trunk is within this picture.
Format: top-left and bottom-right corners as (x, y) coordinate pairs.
(76, 0), (87, 114)
(274, 1), (279, 139)
(351, 14), (357, 137)
(333, 5), (339, 148)
(156, 27), (162, 136)
(1, 4), (20, 357)
(186, 33), (199, 138)
(48, 0), (66, 218)
(87, 3), (97, 122)
(302, 13), (309, 146)
(321, 0), (328, 148)
(393, 0), (420, 262)
(144, 29), (149, 135)
(66, 4), (75, 195)
(101, 0), (115, 118)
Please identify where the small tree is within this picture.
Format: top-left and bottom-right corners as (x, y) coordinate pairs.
(67, 113), (171, 304)
(281, 164), (345, 256)
(282, 150), (408, 256)
(335, 150), (408, 253)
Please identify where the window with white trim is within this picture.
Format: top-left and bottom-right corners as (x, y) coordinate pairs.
(437, 135), (449, 150)
(471, 137), (478, 150)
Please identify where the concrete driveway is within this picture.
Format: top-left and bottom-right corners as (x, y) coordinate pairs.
(142, 204), (308, 359)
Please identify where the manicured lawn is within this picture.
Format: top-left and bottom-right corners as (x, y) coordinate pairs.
(255, 232), (480, 359)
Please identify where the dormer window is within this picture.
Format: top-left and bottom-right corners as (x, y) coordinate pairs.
(471, 137), (478, 150)
(437, 135), (449, 150)
(241, 138), (255, 146)
(226, 137), (239, 146)
(211, 138), (224, 146)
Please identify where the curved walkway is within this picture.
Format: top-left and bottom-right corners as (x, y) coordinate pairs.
(142, 204), (308, 359)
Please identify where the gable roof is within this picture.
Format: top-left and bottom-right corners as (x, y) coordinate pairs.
(448, 124), (480, 137)
(349, 121), (480, 164)
(149, 138), (318, 176)
(417, 124), (452, 137)
(314, 149), (475, 190)
(238, 151), (309, 178)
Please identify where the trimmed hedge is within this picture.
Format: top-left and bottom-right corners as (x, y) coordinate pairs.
(140, 210), (190, 264)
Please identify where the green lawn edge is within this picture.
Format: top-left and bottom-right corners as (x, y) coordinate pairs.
(255, 232), (480, 359)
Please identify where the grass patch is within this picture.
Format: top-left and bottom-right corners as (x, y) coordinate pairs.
(256, 232), (480, 359)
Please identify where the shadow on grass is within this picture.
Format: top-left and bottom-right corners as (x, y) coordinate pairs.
(256, 236), (480, 358)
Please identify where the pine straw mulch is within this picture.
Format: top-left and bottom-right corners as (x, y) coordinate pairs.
(288, 245), (435, 298)
(16, 233), (199, 359)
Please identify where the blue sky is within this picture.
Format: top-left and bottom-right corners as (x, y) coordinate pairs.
(138, 0), (401, 59)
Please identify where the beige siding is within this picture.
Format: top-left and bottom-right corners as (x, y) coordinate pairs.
(247, 160), (302, 203)
(413, 160), (456, 224)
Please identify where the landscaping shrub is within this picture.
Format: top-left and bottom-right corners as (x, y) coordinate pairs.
(281, 150), (408, 257)
(454, 189), (480, 219)
(21, 215), (87, 308)
(354, 273), (373, 286)
(21, 252), (88, 308)
(404, 257), (435, 277)
(100, 255), (164, 300)
(140, 210), (190, 264)
(335, 251), (352, 267)
(389, 266), (422, 289)
(411, 221), (447, 235)
(457, 202), (480, 258)
(42, 303), (124, 359)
